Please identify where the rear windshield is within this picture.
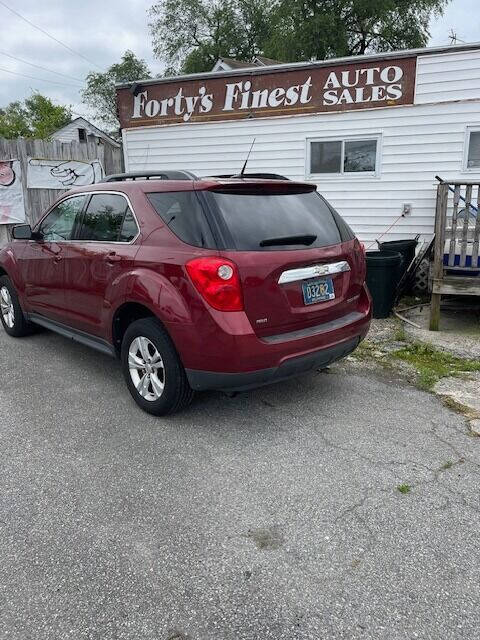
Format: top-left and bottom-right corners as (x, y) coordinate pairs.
(207, 188), (347, 251)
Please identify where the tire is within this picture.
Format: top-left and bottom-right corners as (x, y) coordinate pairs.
(0, 275), (34, 337)
(121, 317), (194, 416)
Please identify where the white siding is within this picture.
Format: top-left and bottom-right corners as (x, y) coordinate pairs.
(123, 100), (480, 243)
(51, 119), (119, 146)
(51, 121), (81, 143)
(415, 50), (480, 104)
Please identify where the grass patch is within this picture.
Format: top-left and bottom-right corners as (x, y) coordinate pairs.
(440, 460), (453, 471)
(393, 322), (407, 342)
(392, 343), (480, 390)
(397, 483), (411, 494)
(353, 340), (378, 360)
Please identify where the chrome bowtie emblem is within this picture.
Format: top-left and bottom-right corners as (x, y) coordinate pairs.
(314, 265), (327, 276)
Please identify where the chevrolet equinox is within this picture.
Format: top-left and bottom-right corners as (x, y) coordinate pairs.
(0, 171), (371, 415)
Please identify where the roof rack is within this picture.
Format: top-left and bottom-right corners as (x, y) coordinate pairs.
(210, 172), (290, 180)
(104, 170), (197, 182)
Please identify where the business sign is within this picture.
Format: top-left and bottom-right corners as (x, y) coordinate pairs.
(0, 160), (26, 225)
(116, 56), (417, 129)
(27, 158), (104, 189)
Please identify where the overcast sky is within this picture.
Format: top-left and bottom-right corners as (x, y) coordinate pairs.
(0, 0), (479, 127)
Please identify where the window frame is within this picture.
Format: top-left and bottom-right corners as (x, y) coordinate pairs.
(33, 191), (140, 245)
(306, 134), (382, 179)
(462, 126), (480, 172)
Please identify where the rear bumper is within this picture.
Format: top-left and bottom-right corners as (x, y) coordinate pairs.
(169, 283), (371, 391)
(186, 334), (361, 392)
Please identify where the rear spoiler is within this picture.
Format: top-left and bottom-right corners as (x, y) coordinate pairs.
(208, 172), (289, 180)
(199, 180), (316, 194)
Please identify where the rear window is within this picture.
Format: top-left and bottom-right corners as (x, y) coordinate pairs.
(147, 191), (215, 248)
(77, 193), (137, 242)
(207, 188), (347, 251)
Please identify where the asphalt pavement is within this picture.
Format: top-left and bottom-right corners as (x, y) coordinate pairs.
(0, 327), (479, 639)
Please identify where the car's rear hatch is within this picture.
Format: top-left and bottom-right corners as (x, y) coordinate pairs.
(201, 181), (365, 337)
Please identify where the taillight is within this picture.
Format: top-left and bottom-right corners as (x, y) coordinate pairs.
(186, 257), (244, 311)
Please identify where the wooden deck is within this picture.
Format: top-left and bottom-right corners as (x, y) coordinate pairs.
(430, 180), (480, 330)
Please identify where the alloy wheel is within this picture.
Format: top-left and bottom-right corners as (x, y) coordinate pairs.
(0, 286), (14, 328)
(128, 336), (165, 401)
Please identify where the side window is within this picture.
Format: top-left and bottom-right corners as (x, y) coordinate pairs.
(39, 195), (86, 242)
(78, 193), (136, 242)
(147, 191), (215, 248)
(119, 208), (138, 242)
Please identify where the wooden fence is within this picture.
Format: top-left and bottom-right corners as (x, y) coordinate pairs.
(430, 180), (480, 330)
(0, 137), (124, 247)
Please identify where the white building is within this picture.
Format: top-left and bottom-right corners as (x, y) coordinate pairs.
(51, 117), (120, 149)
(116, 43), (480, 243)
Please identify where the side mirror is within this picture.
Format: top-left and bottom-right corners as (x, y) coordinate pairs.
(12, 224), (32, 240)
(11, 225), (43, 241)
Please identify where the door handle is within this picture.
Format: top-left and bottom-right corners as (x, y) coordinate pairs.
(105, 251), (122, 265)
(54, 254), (62, 263)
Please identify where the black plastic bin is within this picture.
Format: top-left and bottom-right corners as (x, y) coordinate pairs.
(378, 238), (418, 279)
(366, 250), (403, 318)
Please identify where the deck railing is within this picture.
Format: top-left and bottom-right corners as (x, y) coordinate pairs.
(430, 180), (480, 330)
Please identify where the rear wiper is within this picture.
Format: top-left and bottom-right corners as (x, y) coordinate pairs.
(259, 234), (317, 247)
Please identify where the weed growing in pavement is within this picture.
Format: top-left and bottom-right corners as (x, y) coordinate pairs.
(392, 343), (480, 390)
(354, 340), (378, 360)
(397, 484), (411, 494)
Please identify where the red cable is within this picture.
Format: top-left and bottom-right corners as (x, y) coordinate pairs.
(365, 213), (405, 250)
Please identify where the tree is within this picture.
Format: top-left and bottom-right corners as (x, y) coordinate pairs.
(149, 0), (449, 73)
(265, 0), (450, 62)
(0, 93), (71, 140)
(82, 51), (152, 130)
(0, 102), (30, 139)
(25, 94), (72, 139)
(149, 0), (273, 74)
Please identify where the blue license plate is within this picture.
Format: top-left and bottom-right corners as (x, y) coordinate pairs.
(302, 278), (335, 305)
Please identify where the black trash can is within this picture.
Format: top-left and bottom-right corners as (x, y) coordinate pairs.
(378, 238), (418, 279)
(366, 250), (403, 318)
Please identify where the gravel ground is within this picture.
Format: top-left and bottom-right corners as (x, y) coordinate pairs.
(396, 298), (480, 360)
(1, 327), (480, 640)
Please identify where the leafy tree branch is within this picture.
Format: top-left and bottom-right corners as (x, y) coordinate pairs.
(82, 50), (152, 131)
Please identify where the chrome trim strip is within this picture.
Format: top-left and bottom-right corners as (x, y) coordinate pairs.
(261, 312), (364, 344)
(278, 260), (350, 284)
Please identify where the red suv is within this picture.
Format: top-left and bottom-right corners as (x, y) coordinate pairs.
(0, 171), (371, 415)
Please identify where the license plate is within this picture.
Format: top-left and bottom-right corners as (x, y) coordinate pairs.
(302, 278), (335, 305)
